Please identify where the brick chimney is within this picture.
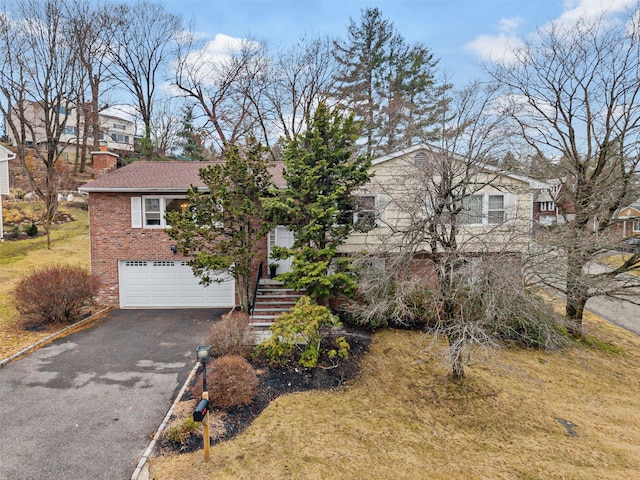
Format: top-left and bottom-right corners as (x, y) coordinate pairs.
(91, 145), (119, 178)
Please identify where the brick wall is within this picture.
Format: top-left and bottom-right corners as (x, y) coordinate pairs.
(91, 151), (118, 179)
(88, 191), (269, 307)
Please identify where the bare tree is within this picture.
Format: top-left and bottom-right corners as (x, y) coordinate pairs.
(66, 0), (113, 172)
(105, 0), (182, 158)
(266, 35), (338, 142)
(344, 83), (563, 381)
(0, 0), (80, 248)
(489, 10), (640, 336)
(150, 97), (184, 157)
(175, 32), (271, 153)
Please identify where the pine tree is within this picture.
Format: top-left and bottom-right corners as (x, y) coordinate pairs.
(166, 138), (273, 311)
(263, 103), (371, 303)
(333, 8), (441, 156)
(177, 105), (209, 161)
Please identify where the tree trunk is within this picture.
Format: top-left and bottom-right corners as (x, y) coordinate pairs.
(446, 329), (466, 383)
(565, 285), (587, 337)
(565, 249), (588, 337)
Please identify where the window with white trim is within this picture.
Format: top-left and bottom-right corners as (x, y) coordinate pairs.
(354, 195), (377, 232)
(459, 193), (512, 226)
(350, 194), (388, 232)
(539, 201), (555, 212)
(487, 195), (505, 224)
(113, 122), (127, 130)
(141, 196), (188, 228)
(633, 219), (640, 232)
(111, 133), (130, 144)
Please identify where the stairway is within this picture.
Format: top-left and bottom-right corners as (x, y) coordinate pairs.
(250, 279), (302, 341)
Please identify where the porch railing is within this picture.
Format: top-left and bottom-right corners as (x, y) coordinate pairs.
(249, 261), (263, 316)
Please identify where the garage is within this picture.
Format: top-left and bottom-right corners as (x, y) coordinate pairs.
(118, 260), (235, 308)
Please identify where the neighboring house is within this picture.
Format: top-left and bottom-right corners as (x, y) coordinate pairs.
(5, 100), (135, 155)
(78, 155), (286, 308)
(0, 144), (17, 241)
(79, 144), (546, 309)
(533, 187), (559, 226)
(615, 200), (640, 238)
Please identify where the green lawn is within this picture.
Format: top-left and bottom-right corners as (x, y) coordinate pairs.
(0, 205), (90, 358)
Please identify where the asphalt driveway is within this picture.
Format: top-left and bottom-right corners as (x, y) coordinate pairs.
(0, 308), (224, 480)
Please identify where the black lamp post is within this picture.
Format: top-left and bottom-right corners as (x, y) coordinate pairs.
(194, 345), (212, 461)
(196, 345), (211, 391)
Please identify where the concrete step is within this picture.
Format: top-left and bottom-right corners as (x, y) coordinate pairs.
(250, 315), (278, 321)
(256, 289), (302, 296)
(253, 299), (297, 305)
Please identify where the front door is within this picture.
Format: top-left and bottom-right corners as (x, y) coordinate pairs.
(268, 226), (295, 275)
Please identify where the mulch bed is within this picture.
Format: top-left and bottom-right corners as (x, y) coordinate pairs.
(155, 325), (372, 455)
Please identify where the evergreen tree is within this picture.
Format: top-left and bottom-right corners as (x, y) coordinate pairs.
(177, 105), (209, 161)
(264, 103), (371, 303)
(166, 138), (273, 312)
(333, 8), (441, 156)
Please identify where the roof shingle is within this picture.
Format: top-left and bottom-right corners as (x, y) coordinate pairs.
(79, 160), (285, 192)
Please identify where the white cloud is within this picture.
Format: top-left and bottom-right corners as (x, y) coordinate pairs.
(556, 0), (638, 25)
(177, 33), (261, 87)
(467, 0), (639, 63)
(465, 33), (524, 63)
(465, 16), (524, 62)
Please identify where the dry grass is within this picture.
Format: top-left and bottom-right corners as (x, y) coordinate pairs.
(149, 311), (640, 480)
(599, 254), (640, 277)
(0, 206), (89, 359)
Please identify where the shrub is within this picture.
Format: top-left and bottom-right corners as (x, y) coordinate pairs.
(13, 265), (98, 327)
(23, 222), (38, 237)
(206, 355), (259, 409)
(341, 258), (437, 329)
(162, 416), (200, 447)
(208, 310), (255, 358)
(255, 295), (347, 368)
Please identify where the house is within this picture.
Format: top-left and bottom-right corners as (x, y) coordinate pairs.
(5, 100), (135, 156)
(79, 144), (544, 309)
(340, 144), (546, 258)
(78, 154), (286, 308)
(615, 200), (640, 238)
(0, 144), (17, 241)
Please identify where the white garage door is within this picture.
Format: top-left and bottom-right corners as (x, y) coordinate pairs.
(118, 260), (235, 308)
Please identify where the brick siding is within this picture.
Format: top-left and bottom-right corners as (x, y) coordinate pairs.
(88, 191), (268, 307)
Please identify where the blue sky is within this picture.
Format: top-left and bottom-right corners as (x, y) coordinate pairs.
(163, 0), (639, 86)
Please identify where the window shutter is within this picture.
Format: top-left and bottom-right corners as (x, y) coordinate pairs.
(505, 194), (517, 222)
(376, 194), (389, 224)
(131, 197), (142, 228)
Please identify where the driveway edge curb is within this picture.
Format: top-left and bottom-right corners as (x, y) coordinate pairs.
(0, 307), (110, 368)
(131, 361), (200, 480)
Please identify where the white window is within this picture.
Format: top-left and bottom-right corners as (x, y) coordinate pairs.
(111, 133), (130, 144)
(354, 195), (377, 232)
(540, 201), (555, 212)
(460, 195), (483, 225)
(63, 125), (77, 135)
(487, 195), (505, 224)
(113, 122), (126, 130)
(351, 194), (388, 232)
(141, 196), (188, 228)
(459, 193), (513, 226)
(633, 219), (640, 232)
